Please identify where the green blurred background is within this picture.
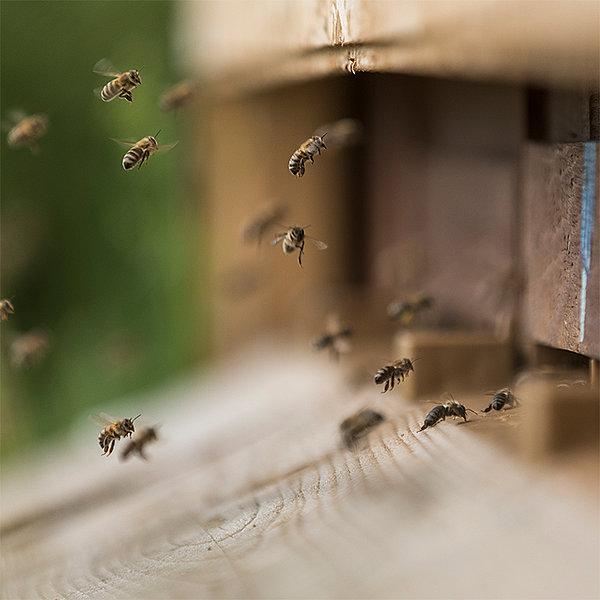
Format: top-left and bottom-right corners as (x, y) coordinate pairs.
(1, 0), (206, 458)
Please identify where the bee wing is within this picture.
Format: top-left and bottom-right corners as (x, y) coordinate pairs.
(306, 236), (328, 250)
(156, 141), (179, 153)
(93, 58), (120, 77)
(110, 137), (137, 148)
(271, 234), (286, 246)
(89, 413), (116, 427)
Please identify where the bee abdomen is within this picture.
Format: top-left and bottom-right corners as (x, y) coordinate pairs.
(420, 405), (446, 431)
(123, 147), (143, 170)
(101, 80), (120, 102)
(374, 366), (393, 384)
(288, 153), (305, 177)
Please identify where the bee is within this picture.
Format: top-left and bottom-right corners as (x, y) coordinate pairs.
(0, 299), (15, 322)
(112, 130), (178, 170)
(419, 393), (477, 431)
(374, 358), (415, 393)
(482, 387), (519, 412)
(271, 225), (327, 267)
(6, 113), (49, 153)
(159, 81), (198, 112)
(10, 329), (50, 368)
(387, 294), (433, 324)
(94, 413), (141, 457)
(93, 59), (142, 103)
(120, 425), (159, 461)
(313, 313), (352, 361)
(288, 134), (327, 177)
(242, 202), (288, 245)
(340, 408), (385, 449)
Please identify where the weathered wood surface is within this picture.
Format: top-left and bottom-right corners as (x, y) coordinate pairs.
(2, 347), (598, 599)
(177, 0), (599, 93)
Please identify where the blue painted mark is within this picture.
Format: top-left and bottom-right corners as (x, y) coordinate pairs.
(579, 142), (597, 343)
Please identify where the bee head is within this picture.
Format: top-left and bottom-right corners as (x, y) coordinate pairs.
(129, 70), (142, 85)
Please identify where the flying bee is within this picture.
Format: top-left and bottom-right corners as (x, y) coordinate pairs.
(120, 425), (159, 461)
(313, 313), (353, 361)
(288, 134), (327, 177)
(6, 113), (49, 153)
(93, 59), (142, 103)
(271, 225), (327, 267)
(0, 299), (15, 322)
(242, 202), (288, 245)
(340, 408), (385, 449)
(482, 387), (519, 412)
(10, 329), (50, 368)
(93, 413), (141, 457)
(374, 358), (416, 393)
(159, 81), (198, 112)
(112, 130), (178, 170)
(387, 294), (433, 325)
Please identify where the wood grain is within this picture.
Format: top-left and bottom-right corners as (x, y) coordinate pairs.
(2, 348), (598, 598)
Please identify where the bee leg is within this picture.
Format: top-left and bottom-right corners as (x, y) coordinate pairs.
(382, 380), (389, 393)
(138, 151), (149, 170)
(106, 439), (115, 457)
(297, 240), (305, 267)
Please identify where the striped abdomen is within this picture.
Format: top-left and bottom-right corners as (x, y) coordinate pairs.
(420, 405), (446, 431)
(122, 145), (145, 170)
(101, 77), (125, 101)
(483, 389), (512, 412)
(288, 152), (306, 177)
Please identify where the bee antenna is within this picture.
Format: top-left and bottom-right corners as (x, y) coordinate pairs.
(321, 132), (327, 139)
(466, 408), (479, 415)
(132, 414), (142, 422)
(154, 129), (161, 138)
(138, 65), (145, 72)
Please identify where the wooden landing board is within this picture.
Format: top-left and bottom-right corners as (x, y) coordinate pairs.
(2, 347), (598, 599)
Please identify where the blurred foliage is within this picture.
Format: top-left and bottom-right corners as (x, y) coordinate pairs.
(1, 1), (206, 458)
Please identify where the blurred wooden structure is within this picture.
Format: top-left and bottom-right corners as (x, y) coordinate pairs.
(3, 2), (600, 598)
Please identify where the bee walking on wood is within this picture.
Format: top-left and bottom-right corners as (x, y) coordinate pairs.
(120, 425), (158, 461)
(387, 294), (433, 325)
(0, 299), (15, 322)
(288, 134), (327, 177)
(483, 388), (519, 412)
(159, 81), (198, 112)
(94, 59), (142, 103)
(374, 358), (416, 393)
(313, 313), (353, 361)
(419, 393), (477, 431)
(271, 225), (327, 267)
(112, 130), (178, 170)
(340, 408), (385, 449)
(6, 113), (49, 153)
(94, 413), (141, 457)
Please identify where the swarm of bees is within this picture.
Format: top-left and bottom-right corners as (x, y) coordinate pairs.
(0, 298), (15, 321)
(419, 393), (477, 431)
(271, 225), (327, 267)
(374, 358), (416, 393)
(120, 425), (159, 461)
(340, 408), (385, 449)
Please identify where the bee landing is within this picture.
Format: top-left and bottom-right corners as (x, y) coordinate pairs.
(288, 134), (327, 177)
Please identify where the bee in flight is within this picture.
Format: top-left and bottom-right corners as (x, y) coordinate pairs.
(159, 81), (198, 112)
(340, 408), (385, 449)
(386, 294), (433, 325)
(419, 393), (477, 431)
(313, 313), (353, 361)
(10, 329), (50, 368)
(93, 413), (141, 457)
(482, 387), (519, 412)
(0, 298), (15, 322)
(5, 112), (49, 153)
(93, 59), (142, 103)
(271, 225), (327, 267)
(374, 358), (416, 393)
(120, 425), (159, 461)
(242, 202), (288, 245)
(288, 134), (327, 177)
(112, 130), (178, 170)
